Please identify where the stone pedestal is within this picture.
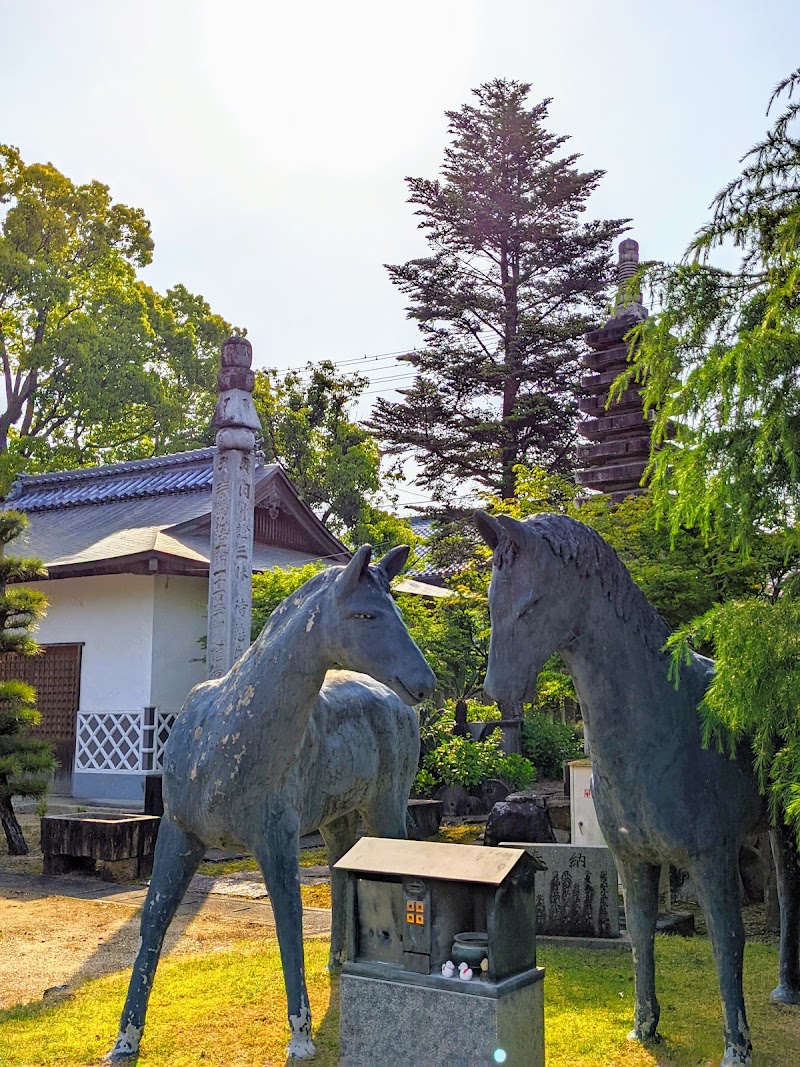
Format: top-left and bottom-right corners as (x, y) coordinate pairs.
(340, 966), (544, 1067)
(41, 813), (160, 883)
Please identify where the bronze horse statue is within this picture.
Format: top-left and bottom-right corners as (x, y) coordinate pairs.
(107, 545), (435, 1062)
(476, 510), (800, 1067)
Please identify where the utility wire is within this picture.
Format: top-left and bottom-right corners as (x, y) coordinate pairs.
(265, 332), (499, 376)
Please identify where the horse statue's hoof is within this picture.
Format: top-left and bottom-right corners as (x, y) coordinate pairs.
(720, 1046), (751, 1065)
(771, 983), (800, 1005)
(103, 1027), (142, 1061)
(287, 1036), (316, 1059)
(626, 1027), (661, 1045)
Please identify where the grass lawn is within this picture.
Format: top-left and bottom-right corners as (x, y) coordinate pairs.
(1, 936), (796, 1067)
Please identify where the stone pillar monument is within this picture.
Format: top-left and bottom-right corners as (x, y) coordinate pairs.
(206, 336), (263, 679)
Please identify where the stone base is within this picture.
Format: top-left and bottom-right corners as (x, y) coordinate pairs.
(537, 932), (631, 951)
(340, 967), (544, 1067)
(41, 813), (160, 883)
(655, 910), (695, 937)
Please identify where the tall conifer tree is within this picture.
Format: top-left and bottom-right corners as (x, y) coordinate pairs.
(0, 511), (52, 856)
(369, 79), (628, 499)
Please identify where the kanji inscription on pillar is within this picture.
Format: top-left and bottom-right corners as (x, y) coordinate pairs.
(206, 336), (263, 679)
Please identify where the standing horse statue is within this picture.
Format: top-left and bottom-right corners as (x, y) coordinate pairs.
(106, 544), (435, 1062)
(475, 510), (800, 1067)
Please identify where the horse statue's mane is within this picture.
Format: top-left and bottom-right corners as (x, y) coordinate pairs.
(519, 513), (671, 656)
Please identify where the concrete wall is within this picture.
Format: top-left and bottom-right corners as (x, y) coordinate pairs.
(36, 575), (155, 803)
(35, 573), (210, 804)
(36, 574), (156, 710)
(150, 575), (208, 714)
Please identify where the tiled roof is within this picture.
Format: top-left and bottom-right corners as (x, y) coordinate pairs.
(5, 449), (350, 574)
(406, 515), (458, 581)
(3, 448), (257, 512)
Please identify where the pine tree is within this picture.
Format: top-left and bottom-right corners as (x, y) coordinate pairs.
(369, 79), (628, 500)
(0, 511), (52, 856)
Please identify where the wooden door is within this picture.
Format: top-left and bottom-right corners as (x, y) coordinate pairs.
(0, 643), (83, 793)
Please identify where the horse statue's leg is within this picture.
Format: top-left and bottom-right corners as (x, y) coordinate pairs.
(769, 823), (800, 1004)
(694, 853), (752, 1066)
(254, 807), (315, 1061)
(105, 817), (206, 1061)
(320, 811), (360, 971)
(362, 788), (410, 841)
(617, 859), (661, 1043)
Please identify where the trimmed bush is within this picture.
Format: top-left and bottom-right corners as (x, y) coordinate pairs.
(522, 712), (583, 780)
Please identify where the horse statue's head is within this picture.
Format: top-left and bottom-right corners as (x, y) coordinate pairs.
(475, 511), (595, 707)
(329, 544), (436, 706)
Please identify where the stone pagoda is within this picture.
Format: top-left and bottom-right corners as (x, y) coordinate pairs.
(575, 239), (651, 503)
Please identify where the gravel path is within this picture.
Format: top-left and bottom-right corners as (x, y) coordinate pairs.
(0, 868), (331, 1012)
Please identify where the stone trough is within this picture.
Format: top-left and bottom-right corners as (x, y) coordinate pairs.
(41, 812), (160, 883)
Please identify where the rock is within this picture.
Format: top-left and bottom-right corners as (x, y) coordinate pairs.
(43, 984), (70, 1000)
(544, 794), (571, 833)
(470, 778), (511, 812)
(434, 785), (470, 817)
(484, 791), (555, 848)
(465, 795), (487, 816)
(407, 800), (443, 839)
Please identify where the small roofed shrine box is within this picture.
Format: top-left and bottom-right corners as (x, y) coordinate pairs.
(335, 837), (546, 1067)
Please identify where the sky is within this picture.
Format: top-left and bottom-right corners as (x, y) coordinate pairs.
(3, 0), (798, 511)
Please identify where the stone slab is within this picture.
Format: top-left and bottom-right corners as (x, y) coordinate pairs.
(340, 968), (544, 1067)
(537, 932), (631, 951)
(502, 842), (621, 939)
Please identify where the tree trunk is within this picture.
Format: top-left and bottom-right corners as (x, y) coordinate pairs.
(0, 793), (30, 855)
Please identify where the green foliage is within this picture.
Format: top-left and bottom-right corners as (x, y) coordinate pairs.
(463, 699), (502, 722)
(411, 767), (437, 798)
(251, 562), (324, 639)
(612, 69), (800, 549)
(574, 493), (794, 631)
(396, 585), (489, 705)
(0, 511), (54, 853)
(422, 730), (536, 791)
(369, 79), (628, 500)
(522, 712), (584, 780)
(666, 597), (800, 839)
(346, 504), (417, 556)
(253, 361), (394, 540)
(0, 145), (234, 489)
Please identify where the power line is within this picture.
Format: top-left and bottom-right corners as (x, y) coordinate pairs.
(266, 347), (419, 374)
(264, 332), (500, 377)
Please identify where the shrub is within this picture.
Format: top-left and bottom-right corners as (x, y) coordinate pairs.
(521, 712), (584, 780)
(411, 768), (437, 798)
(423, 731), (536, 792)
(464, 699), (502, 722)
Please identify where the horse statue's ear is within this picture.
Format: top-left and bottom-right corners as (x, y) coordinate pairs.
(496, 513), (528, 549)
(376, 544), (410, 582)
(337, 544), (373, 596)
(474, 510), (504, 549)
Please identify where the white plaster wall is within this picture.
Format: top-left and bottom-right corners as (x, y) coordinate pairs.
(35, 574), (155, 711)
(150, 575), (209, 713)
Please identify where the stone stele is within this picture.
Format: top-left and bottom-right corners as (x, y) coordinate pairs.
(504, 842), (620, 939)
